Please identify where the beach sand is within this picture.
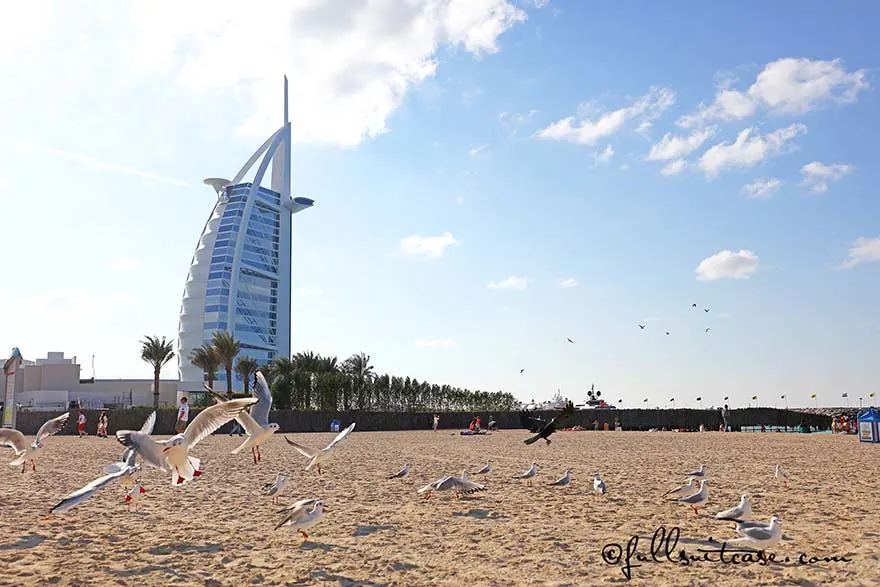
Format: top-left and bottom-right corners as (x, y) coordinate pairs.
(1, 428), (878, 586)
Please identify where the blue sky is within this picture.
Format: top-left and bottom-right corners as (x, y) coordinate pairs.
(1, 0), (878, 408)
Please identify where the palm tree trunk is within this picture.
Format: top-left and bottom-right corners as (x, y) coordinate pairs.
(226, 361), (233, 393)
(153, 367), (160, 409)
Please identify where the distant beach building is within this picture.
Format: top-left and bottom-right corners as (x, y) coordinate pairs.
(176, 77), (314, 393)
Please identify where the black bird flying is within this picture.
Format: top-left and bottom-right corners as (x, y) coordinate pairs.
(519, 400), (575, 445)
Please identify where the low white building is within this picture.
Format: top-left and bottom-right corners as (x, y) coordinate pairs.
(8, 352), (178, 411)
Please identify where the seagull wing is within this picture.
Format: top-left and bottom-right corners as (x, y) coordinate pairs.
(284, 437), (320, 459)
(389, 466), (407, 479)
(249, 372), (273, 428)
(236, 410), (265, 438)
(738, 526), (776, 541)
(0, 429), (27, 455)
(203, 384), (231, 404)
(678, 489), (706, 503)
(716, 505), (744, 519)
(418, 478), (445, 493)
(50, 467), (130, 514)
(325, 422), (356, 450)
(184, 398), (258, 448)
(274, 499), (318, 529)
(115, 430), (168, 472)
(36, 412), (70, 443)
(546, 400), (576, 429)
(450, 476), (485, 493)
(140, 411), (157, 435)
(519, 411), (545, 433)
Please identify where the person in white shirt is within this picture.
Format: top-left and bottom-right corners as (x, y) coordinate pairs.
(176, 397), (190, 433)
(77, 410), (87, 437)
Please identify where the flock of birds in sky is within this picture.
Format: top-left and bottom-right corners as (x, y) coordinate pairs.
(520, 303), (719, 375)
(0, 380), (789, 548)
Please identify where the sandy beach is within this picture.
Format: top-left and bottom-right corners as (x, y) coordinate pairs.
(1, 428), (878, 586)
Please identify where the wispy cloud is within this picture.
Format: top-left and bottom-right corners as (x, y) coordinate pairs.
(487, 276), (529, 291)
(468, 144), (489, 157)
(558, 277), (578, 288)
(12, 141), (190, 186)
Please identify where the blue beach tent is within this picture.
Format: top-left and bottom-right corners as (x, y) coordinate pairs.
(857, 408), (879, 443)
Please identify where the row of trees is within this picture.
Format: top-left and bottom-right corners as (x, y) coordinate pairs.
(139, 333), (518, 412)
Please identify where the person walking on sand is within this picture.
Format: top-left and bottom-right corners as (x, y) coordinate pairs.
(97, 411), (108, 438)
(77, 410), (87, 437)
(433, 414), (439, 432)
(176, 396), (189, 434)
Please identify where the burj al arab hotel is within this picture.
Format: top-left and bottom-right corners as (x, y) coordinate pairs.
(177, 77), (314, 393)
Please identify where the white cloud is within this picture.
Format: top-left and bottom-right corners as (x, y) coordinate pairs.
(293, 287), (323, 297)
(646, 127), (716, 162)
(635, 121), (653, 135)
(468, 144), (489, 156)
(558, 277), (578, 288)
(500, 109), (538, 124)
(661, 159), (687, 176)
(840, 237), (880, 269)
(800, 161), (854, 194)
(399, 232), (458, 259)
(535, 87), (676, 145)
(594, 145), (614, 165)
(0, 1), (530, 148)
(695, 249), (760, 281)
(487, 276), (529, 291)
(697, 123), (806, 177)
(678, 57), (868, 128)
(741, 178), (782, 199)
(7, 141), (190, 186)
(414, 338), (456, 349)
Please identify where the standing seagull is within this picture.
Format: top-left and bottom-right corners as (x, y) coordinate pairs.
(663, 477), (698, 498)
(475, 460), (492, 475)
(685, 464), (708, 478)
(520, 400), (575, 445)
(1, 412), (70, 473)
(229, 372), (280, 464)
(263, 473), (289, 504)
(550, 468), (572, 488)
(726, 517), (783, 549)
(775, 464), (789, 488)
(593, 472), (607, 496)
(388, 464), (410, 480)
(716, 495), (751, 521)
(677, 479), (709, 515)
(274, 498), (328, 541)
(284, 422), (356, 475)
(514, 462), (538, 486)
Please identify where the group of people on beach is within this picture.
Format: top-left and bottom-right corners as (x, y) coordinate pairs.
(75, 409), (109, 438)
(831, 414), (856, 434)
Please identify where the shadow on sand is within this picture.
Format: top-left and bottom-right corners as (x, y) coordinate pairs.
(354, 525), (394, 537)
(310, 569), (386, 586)
(0, 534), (47, 550)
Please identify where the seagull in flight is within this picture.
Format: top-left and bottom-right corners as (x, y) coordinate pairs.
(665, 330), (670, 335)
(417, 475), (485, 500)
(388, 464), (410, 479)
(1, 412), (70, 473)
(638, 324), (646, 330)
(704, 308), (710, 313)
(519, 369), (524, 374)
(285, 422), (356, 475)
(48, 448), (142, 516)
(705, 328), (711, 333)
(208, 371), (280, 464)
(566, 337), (574, 344)
(520, 400), (575, 445)
(274, 498), (328, 541)
(692, 303), (697, 308)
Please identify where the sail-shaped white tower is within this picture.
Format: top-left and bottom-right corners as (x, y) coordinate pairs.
(177, 77), (314, 392)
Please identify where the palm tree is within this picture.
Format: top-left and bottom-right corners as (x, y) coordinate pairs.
(189, 343), (220, 390)
(140, 335), (175, 409)
(211, 331), (241, 393)
(235, 356), (259, 395)
(342, 352), (374, 410)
